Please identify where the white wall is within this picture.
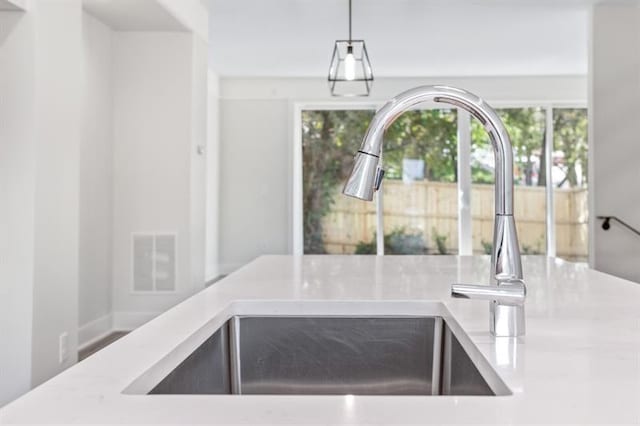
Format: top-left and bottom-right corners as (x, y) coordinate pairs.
(220, 76), (587, 104)
(206, 71), (220, 281)
(590, 3), (640, 282)
(77, 2), (209, 340)
(79, 11), (113, 342)
(1, 0), (84, 403)
(218, 76), (587, 272)
(111, 31), (206, 321)
(0, 7), (36, 406)
(0, 0), (27, 10)
(219, 98), (291, 273)
(189, 35), (208, 290)
(157, 0), (207, 41)
(1, 0), (210, 405)
(30, 0), (83, 387)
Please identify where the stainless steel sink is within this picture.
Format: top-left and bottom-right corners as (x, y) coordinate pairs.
(148, 316), (507, 396)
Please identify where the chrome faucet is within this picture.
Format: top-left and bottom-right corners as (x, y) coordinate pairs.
(343, 85), (526, 337)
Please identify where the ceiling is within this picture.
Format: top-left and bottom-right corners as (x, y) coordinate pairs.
(83, 0), (188, 32)
(207, 0), (591, 77)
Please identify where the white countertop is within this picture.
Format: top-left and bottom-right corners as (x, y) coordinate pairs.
(2, 255), (640, 425)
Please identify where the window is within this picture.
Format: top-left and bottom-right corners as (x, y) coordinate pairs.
(301, 109), (375, 254)
(553, 108), (588, 261)
(471, 108), (547, 255)
(296, 103), (589, 262)
(379, 108), (458, 255)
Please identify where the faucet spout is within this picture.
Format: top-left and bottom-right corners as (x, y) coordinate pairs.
(343, 85), (514, 215)
(343, 85), (526, 337)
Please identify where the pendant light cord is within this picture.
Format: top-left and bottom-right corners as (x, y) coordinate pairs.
(348, 0), (352, 42)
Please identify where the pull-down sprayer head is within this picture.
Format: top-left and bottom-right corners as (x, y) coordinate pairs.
(342, 150), (385, 201)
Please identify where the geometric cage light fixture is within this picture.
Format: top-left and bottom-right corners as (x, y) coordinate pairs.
(328, 0), (374, 96)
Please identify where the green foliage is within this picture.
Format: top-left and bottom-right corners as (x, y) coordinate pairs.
(302, 107), (588, 255)
(470, 167), (494, 185)
(503, 108), (547, 186)
(481, 239), (493, 255)
(354, 239), (376, 255)
(553, 109), (588, 188)
(301, 110), (374, 254)
(521, 235), (545, 255)
(432, 228), (448, 255)
(383, 109), (458, 182)
(480, 237), (544, 255)
(471, 108), (588, 189)
(301, 108), (458, 254)
(521, 244), (534, 255)
(354, 228), (428, 255)
(471, 108), (547, 186)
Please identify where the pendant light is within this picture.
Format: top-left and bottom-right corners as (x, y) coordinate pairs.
(328, 0), (374, 96)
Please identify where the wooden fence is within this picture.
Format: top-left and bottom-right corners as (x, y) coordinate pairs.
(321, 180), (588, 259)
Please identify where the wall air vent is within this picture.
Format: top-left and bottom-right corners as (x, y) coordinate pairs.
(132, 233), (176, 292)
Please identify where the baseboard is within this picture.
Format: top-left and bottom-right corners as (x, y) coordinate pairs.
(205, 263), (220, 283)
(78, 314), (114, 351)
(79, 311), (164, 351)
(112, 311), (161, 331)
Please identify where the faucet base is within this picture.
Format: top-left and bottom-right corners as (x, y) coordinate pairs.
(492, 214), (523, 281)
(490, 302), (525, 337)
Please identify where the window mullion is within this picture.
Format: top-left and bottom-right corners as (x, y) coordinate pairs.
(545, 107), (556, 257)
(457, 109), (472, 255)
(376, 153), (385, 255)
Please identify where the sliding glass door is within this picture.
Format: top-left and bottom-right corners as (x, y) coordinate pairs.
(297, 103), (588, 262)
(379, 108), (458, 255)
(471, 108), (548, 255)
(553, 108), (588, 261)
(301, 109), (375, 254)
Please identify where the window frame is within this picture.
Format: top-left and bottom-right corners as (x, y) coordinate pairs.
(292, 100), (587, 259)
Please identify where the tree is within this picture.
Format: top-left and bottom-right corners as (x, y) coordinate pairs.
(302, 108), (457, 254)
(470, 119), (496, 184)
(470, 108), (546, 187)
(553, 109), (588, 187)
(383, 109), (458, 182)
(502, 108), (546, 186)
(301, 107), (588, 255)
(301, 110), (373, 254)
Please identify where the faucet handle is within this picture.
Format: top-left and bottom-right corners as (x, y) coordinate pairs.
(373, 167), (385, 191)
(451, 279), (526, 337)
(451, 279), (526, 306)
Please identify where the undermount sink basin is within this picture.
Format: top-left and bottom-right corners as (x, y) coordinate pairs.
(147, 316), (509, 396)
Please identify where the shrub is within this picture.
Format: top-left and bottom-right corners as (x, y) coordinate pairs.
(354, 227), (428, 255)
(432, 229), (448, 255)
(481, 239), (492, 255)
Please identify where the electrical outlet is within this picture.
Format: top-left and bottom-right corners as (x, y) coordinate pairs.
(59, 332), (69, 364)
